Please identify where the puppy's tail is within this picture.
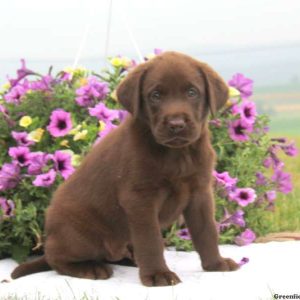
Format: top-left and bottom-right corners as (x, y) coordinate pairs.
(11, 255), (51, 279)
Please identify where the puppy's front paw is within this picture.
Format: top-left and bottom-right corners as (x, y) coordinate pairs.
(140, 270), (181, 286)
(203, 257), (239, 272)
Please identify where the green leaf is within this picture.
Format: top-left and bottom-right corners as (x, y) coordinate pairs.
(12, 244), (30, 263)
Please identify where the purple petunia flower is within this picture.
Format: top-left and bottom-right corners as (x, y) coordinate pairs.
(4, 80), (30, 105)
(228, 73), (253, 100)
(281, 142), (298, 157)
(217, 208), (232, 231)
(213, 170), (238, 190)
(234, 228), (256, 246)
(0, 162), (21, 191)
(218, 208), (246, 232)
(9, 59), (35, 88)
(60, 71), (72, 82)
(230, 209), (246, 227)
(154, 48), (163, 55)
(27, 152), (52, 175)
(95, 122), (118, 144)
(230, 103), (241, 115)
(228, 118), (253, 142)
(118, 110), (129, 123)
(88, 103), (119, 122)
(271, 137), (287, 143)
(265, 190), (277, 202)
(76, 77), (109, 107)
(229, 188), (257, 207)
(238, 257), (250, 266)
(47, 109), (73, 137)
(218, 208), (246, 230)
(0, 104), (14, 126)
(271, 169), (293, 194)
(52, 151), (75, 180)
(209, 118), (222, 127)
(263, 156), (272, 168)
(33, 169), (56, 187)
(270, 156), (284, 169)
(0, 104), (8, 115)
(11, 131), (35, 147)
(256, 172), (267, 185)
(30, 75), (53, 91)
(102, 122), (117, 134)
(8, 146), (31, 166)
(0, 197), (15, 218)
(263, 152), (285, 170)
(263, 126), (270, 133)
(177, 228), (191, 240)
(240, 101), (257, 124)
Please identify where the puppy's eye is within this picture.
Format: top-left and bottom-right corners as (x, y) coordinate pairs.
(187, 87), (198, 98)
(150, 90), (161, 103)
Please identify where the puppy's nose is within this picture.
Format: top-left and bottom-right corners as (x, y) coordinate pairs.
(167, 118), (186, 134)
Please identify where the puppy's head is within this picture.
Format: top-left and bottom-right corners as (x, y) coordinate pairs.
(117, 51), (228, 148)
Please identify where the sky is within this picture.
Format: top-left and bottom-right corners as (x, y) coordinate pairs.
(1, 0), (300, 60)
(1, 0), (300, 86)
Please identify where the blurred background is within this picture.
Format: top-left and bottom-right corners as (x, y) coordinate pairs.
(1, 0), (300, 135)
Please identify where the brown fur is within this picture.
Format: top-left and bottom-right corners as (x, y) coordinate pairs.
(11, 52), (239, 286)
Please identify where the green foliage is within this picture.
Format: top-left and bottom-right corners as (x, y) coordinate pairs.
(0, 61), (127, 260)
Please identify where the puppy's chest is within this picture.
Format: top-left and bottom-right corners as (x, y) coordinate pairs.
(158, 179), (192, 228)
(161, 150), (202, 179)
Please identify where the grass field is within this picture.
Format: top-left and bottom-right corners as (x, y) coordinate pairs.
(254, 83), (300, 136)
(268, 114), (300, 136)
(252, 83), (300, 234)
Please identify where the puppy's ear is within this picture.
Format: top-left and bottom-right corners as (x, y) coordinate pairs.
(116, 64), (147, 118)
(198, 62), (229, 117)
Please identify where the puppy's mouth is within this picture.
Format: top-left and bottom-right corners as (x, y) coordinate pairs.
(159, 136), (192, 148)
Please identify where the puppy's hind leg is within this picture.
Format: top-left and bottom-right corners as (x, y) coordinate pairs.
(52, 260), (113, 280)
(45, 227), (113, 280)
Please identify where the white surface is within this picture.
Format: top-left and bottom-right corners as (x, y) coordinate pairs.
(1, 242), (299, 300)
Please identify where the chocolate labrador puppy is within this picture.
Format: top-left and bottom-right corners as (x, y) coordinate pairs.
(11, 51), (239, 286)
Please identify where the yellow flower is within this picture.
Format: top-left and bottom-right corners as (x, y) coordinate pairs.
(28, 128), (44, 142)
(79, 78), (88, 86)
(110, 90), (118, 102)
(73, 130), (88, 141)
(110, 57), (122, 67)
(228, 87), (240, 98)
(64, 66), (86, 75)
(110, 56), (131, 68)
(1, 82), (11, 93)
(76, 66), (87, 73)
(145, 53), (155, 60)
(63, 66), (87, 80)
(69, 125), (82, 135)
(99, 121), (106, 132)
(71, 154), (82, 167)
(19, 116), (33, 128)
(120, 57), (131, 68)
(63, 67), (74, 74)
(60, 149), (81, 167)
(226, 99), (232, 107)
(60, 139), (70, 147)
